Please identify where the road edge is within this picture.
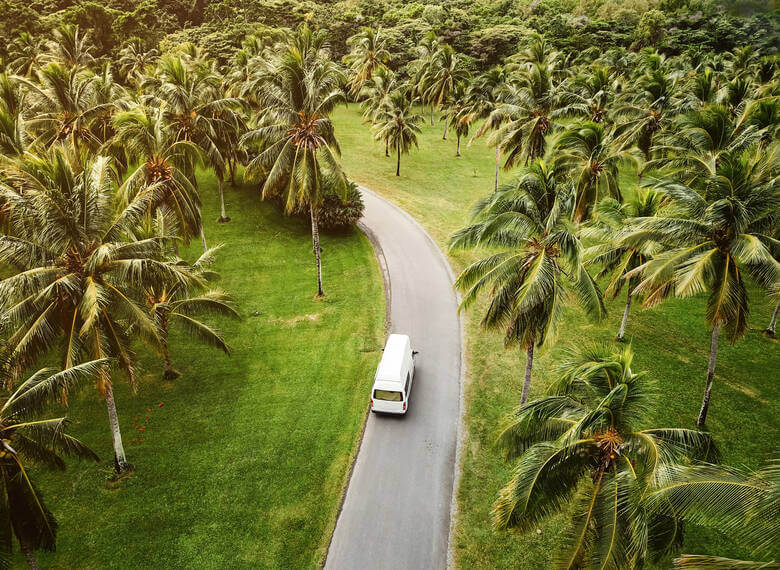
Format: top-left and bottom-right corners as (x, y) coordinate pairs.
(320, 222), (391, 569)
(355, 186), (468, 570)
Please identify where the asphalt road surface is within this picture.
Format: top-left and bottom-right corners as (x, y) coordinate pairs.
(325, 187), (462, 570)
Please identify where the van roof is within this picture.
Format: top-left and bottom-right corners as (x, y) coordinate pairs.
(374, 334), (411, 383)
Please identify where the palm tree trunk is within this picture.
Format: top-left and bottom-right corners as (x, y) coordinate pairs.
(105, 382), (130, 473)
(200, 225), (207, 252)
(217, 176), (229, 223)
(396, 144), (401, 177)
(442, 116), (449, 140)
(310, 205), (324, 297)
(765, 302), (779, 336)
(697, 323), (719, 427)
(456, 134), (461, 157)
(430, 105), (434, 126)
(385, 139), (389, 157)
(20, 539), (39, 570)
(494, 147), (500, 192)
(617, 289), (632, 341)
(521, 344), (534, 405)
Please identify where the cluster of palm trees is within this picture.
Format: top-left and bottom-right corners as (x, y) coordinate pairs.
(345, 27), (778, 568)
(0, 23), (355, 565)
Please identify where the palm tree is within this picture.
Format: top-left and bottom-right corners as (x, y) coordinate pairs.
(584, 191), (662, 341)
(241, 25), (348, 297)
(649, 104), (761, 184)
(446, 92), (471, 157)
(450, 160), (606, 403)
(118, 42), (159, 87)
(42, 24), (95, 69)
(483, 61), (564, 169)
(344, 26), (390, 98)
(554, 121), (637, 222)
(7, 32), (46, 77)
(564, 65), (622, 123)
(0, 359), (104, 569)
(145, 248), (239, 379)
(371, 89), (423, 177)
(0, 149), (194, 472)
(646, 460), (779, 568)
(623, 148), (779, 427)
(493, 343), (717, 568)
(20, 62), (102, 156)
(468, 66), (509, 191)
(615, 68), (687, 166)
(113, 104), (203, 246)
(408, 32), (440, 124)
(358, 66), (397, 156)
(423, 45), (471, 140)
(0, 73), (29, 158)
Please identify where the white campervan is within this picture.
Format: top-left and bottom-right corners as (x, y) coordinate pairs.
(370, 334), (416, 415)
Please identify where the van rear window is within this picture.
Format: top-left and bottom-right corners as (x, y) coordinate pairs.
(374, 390), (403, 401)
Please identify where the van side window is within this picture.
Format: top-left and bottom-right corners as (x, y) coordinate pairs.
(404, 373), (410, 395)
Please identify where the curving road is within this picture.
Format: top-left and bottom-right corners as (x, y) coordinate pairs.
(324, 187), (462, 570)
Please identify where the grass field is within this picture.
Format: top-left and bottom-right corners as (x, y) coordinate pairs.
(28, 170), (385, 568)
(332, 105), (780, 568)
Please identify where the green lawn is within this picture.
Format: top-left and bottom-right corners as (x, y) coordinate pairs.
(332, 105), (780, 568)
(28, 170), (385, 568)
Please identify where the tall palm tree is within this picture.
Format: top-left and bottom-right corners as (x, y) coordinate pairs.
(0, 359), (104, 569)
(483, 61), (565, 170)
(493, 343), (717, 568)
(623, 148), (779, 426)
(450, 160), (606, 403)
(584, 191), (662, 341)
(554, 121), (637, 222)
(468, 66), (509, 191)
(144, 247), (239, 379)
(423, 45), (471, 140)
(646, 460), (779, 568)
(0, 149), (194, 472)
(564, 65), (622, 124)
(344, 26), (390, 98)
(408, 32), (440, 124)
(241, 25), (348, 297)
(20, 62), (102, 156)
(446, 92), (471, 157)
(118, 42), (159, 87)
(0, 73), (29, 158)
(42, 25), (94, 69)
(113, 104), (203, 246)
(371, 89), (423, 177)
(7, 32), (46, 77)
(358, 66), (397, 156)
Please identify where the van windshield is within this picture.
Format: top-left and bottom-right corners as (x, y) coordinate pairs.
(374, 390), (403, 401)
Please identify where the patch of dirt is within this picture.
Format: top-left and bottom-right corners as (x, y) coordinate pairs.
(270, 313), (321, 327)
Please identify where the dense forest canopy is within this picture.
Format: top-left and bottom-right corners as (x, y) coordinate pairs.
(2, 0), (778, 69)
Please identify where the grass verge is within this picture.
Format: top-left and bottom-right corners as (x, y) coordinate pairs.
(29, 169), (385, 568)
(333, 104), (779, 568)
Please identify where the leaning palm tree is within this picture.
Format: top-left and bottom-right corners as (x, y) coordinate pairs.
(554, 121), (638, 222)
(584, 191), (662, 341)
(493, 342), (717, 568)
(42, 24), (95, 69)
(371, 89), (423, 177)
(623, 147), (780, 426)
(358, 66), (398, 156)
(118, 42), (159, 87)
(242, 24), (348, 297)
(450, 160), (606, 403)
(0, 359), (104, 569)
(646, 460), (779, 568)
(0, 73), (29, 158)
(0, 148), (195, 472)
(343, 26), (390, 98)
(144, 247), (239, 379)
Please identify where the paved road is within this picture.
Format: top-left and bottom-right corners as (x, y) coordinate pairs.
(325, 187), (462, 570)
